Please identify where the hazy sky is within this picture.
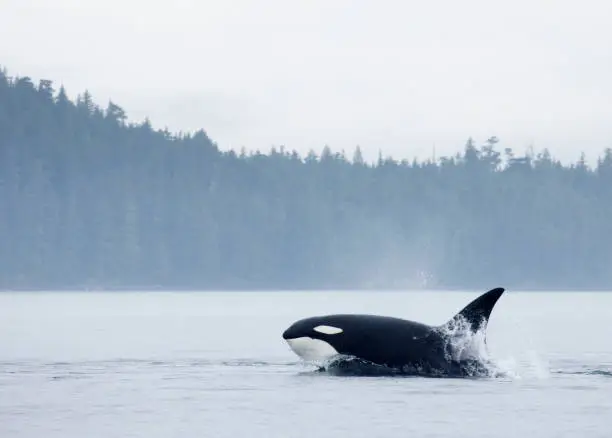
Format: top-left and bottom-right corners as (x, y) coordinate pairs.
(2, 0), (611, 164)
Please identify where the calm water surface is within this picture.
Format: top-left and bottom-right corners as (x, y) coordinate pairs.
(1, 290), (611, 437)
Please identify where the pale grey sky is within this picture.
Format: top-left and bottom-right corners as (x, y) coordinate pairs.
(2, 0), (611, 164)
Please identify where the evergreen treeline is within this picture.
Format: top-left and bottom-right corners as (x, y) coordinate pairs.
(1, 66), (612, 291)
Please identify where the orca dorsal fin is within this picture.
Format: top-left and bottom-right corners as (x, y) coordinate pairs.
(443, 287), (505, 332)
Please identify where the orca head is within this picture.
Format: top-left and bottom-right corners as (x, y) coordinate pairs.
(282, 316), (346, 362)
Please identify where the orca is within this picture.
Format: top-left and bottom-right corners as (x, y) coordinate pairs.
(282, 287), (505, 377)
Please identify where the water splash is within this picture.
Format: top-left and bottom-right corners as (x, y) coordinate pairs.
(438, 315), (490, 363)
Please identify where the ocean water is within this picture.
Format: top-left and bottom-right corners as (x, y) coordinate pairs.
(1, 290), (611, 437)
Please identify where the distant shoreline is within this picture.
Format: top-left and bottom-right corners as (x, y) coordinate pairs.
(3, 66), (612, 293)
(2, 287), (611, 293)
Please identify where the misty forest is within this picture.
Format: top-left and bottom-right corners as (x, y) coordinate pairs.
(1, 66), (612, 291)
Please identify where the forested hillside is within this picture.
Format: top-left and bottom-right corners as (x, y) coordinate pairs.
(1, 66), (612, 291)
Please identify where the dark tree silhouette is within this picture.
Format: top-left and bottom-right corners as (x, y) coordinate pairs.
(1, 66), (612, 291)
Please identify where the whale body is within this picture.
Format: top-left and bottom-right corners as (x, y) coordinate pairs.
(282, 287), (506, 377)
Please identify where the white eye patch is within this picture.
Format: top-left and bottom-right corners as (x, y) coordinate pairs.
(313, 325), (343, 335)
